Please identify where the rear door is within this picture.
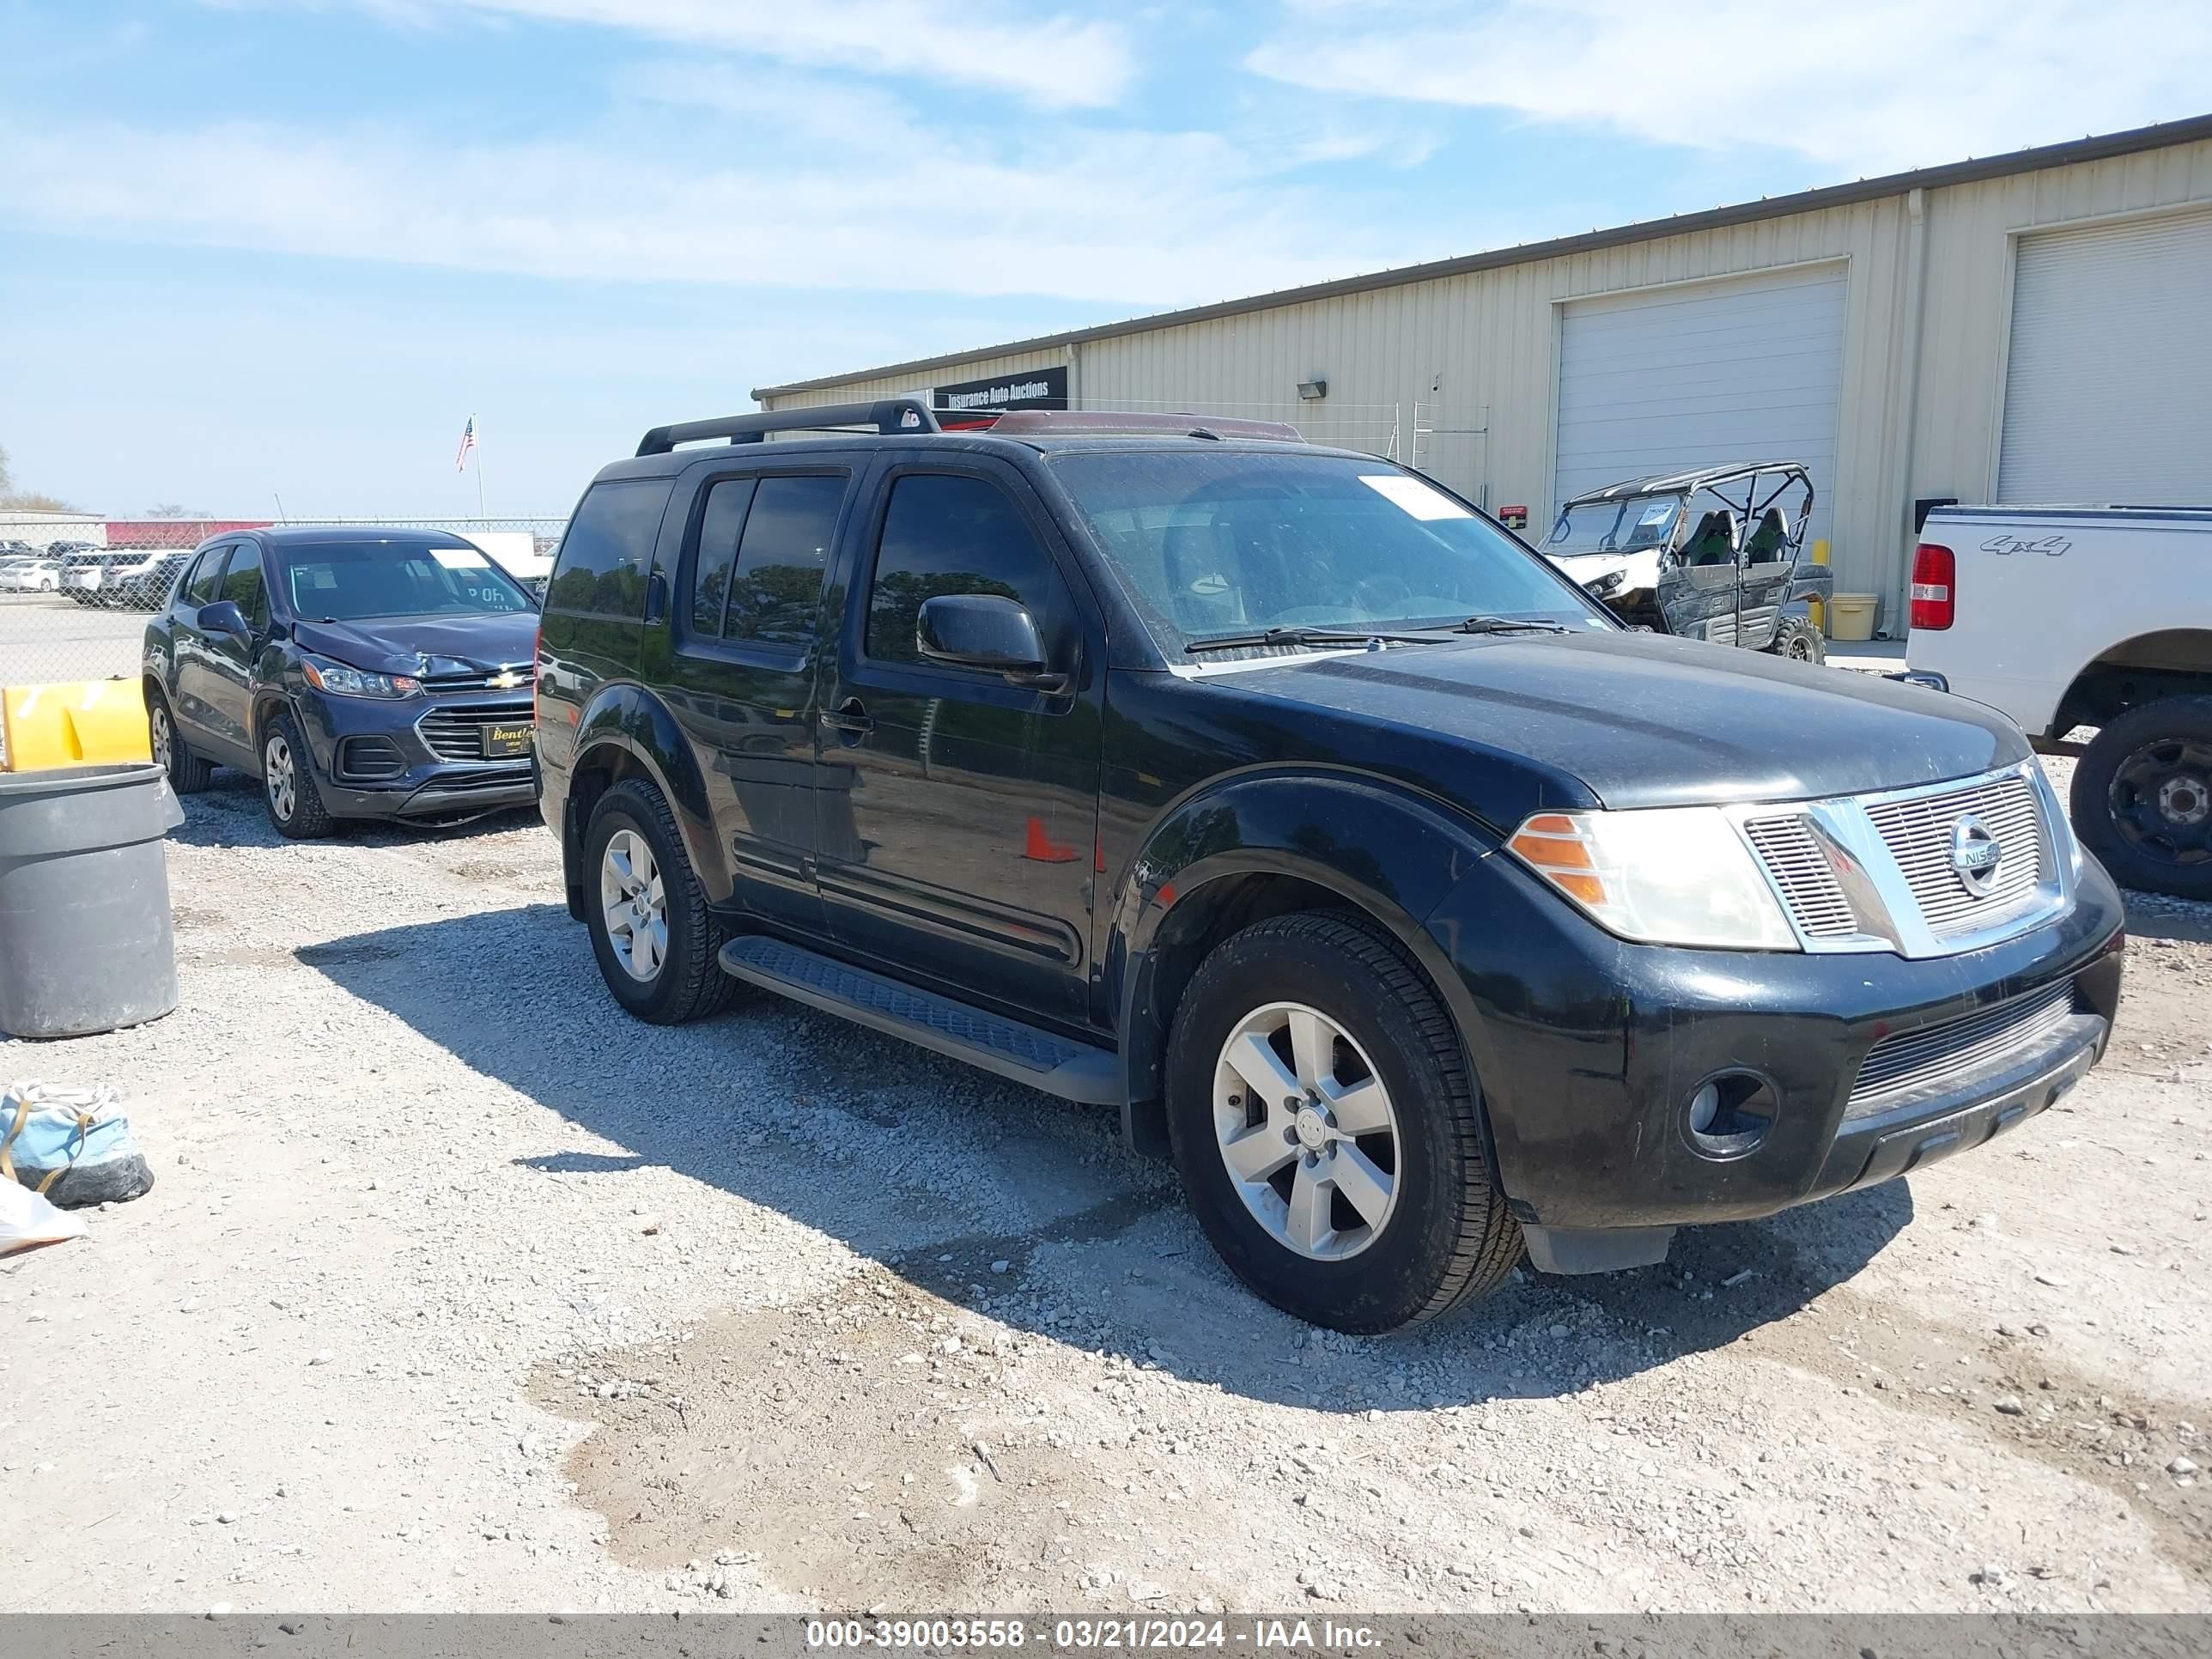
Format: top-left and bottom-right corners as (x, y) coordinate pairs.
(1733, 471), (1808, 649)
(171, 543), (248, 759)
(201, 541), (272, 754)
(816, 457), (1105, 1025)
(658, 453), (859, 935)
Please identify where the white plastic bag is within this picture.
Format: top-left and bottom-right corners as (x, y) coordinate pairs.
(0, 1178), (87, 1256)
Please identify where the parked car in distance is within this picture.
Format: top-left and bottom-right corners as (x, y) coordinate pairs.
(62, 549), (142, 604)
(114, 550), (192, 611)
(1905, 502), (2212, 899)
(143, 527), (542, 837)
(1540, 462), (1832, 661)
(0, 557), (63, 593)
(538, 400), (2124, 1334)
(73, 549), (189, 610)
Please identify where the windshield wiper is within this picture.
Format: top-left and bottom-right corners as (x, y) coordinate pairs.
(1449, 616), (1571, 635)
(1185, 627), (1446, 654)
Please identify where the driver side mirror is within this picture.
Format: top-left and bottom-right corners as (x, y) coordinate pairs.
(917, 593), (1064, 690)
(198, 599), (249, 637)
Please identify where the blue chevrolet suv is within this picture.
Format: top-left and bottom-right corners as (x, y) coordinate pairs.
(143, 527), (540, 837)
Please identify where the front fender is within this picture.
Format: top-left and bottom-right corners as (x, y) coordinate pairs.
(574, 683), (731, 903)
(1109, 770), (1499, 1152)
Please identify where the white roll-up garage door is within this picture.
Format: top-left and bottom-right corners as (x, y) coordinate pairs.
(1553, 264), (1846, 546)
(1996, 210), (2212, 506)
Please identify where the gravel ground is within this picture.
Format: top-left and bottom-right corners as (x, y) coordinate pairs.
(2, 757), (2208, 1616)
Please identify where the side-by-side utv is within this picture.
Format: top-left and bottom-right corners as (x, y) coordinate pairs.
(1540, 461), (1833, 662)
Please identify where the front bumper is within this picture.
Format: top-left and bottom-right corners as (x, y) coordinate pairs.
(1424, 850), (2125, 1242)
(292, 687), (536, 821)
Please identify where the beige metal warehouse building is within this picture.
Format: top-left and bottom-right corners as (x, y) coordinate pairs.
(756, 114), (2212, 631)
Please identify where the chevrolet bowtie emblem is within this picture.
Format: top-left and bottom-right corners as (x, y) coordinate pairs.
(489, 670), (525, 690)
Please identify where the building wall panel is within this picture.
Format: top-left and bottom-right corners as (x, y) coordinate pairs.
(765, 135), (2212, 617)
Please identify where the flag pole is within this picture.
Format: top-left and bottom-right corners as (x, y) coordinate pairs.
(474, 416), (487, 520)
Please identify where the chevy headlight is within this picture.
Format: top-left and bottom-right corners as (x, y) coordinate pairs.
(303, 657), (421, 699)
(1507, 807), (1798, 951)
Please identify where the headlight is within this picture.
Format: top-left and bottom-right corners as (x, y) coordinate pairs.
(1507, 807), (1798, 951)
(302, 657), (421, 699)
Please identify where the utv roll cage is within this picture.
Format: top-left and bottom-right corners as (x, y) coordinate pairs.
(1552, 461), (1814, 544)
(636, 398), (1307, 457)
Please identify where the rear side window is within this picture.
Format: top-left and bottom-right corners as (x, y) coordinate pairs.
(220, 542), (270, 628)
(184, 546), (227, 606)
(865, 473), (1061, 665)
(689, 479), (757, 635)
(549, 480), (667, 617)
(727, 476), (843, 647)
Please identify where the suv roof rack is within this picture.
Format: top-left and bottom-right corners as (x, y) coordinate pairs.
(635, 399), (1310, 458)
(635, 397), (944, 456)
(985, 410), (1306, 442)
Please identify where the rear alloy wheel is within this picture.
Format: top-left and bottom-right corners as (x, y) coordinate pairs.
(261, 711), (338, 840)
(2073, 695), (2212, 901)
(1166, 911), (1522, 1333)
(148, 690), (213, 793)
(599, 829), (669, 983)
(581, 779), (736, 1024)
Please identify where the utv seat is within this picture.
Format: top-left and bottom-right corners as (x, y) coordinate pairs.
(1680, 510), (1738, 568)
(1744, 507), (1790, 565)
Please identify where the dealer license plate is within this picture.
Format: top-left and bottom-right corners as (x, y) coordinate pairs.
(483, 721), (533, 759)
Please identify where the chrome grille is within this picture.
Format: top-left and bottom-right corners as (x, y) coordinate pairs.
(418, 665), (535, 693)
(1742, 816), (1856, 938)
(1863, 773), (2047, 935)
(417, 701), (532, 762)
(1847, 980), (2078, 1115)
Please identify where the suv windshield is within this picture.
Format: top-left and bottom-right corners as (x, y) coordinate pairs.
(1051, 451), (1611, 647)
(280, 542), (534, 621)
(1542, 495), (1684, 557)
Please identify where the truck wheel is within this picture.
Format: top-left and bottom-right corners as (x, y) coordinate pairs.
(2072, 696), (2212, 901)
(1164, 911), (1522, 1333)
(261, 710), (338, 840)
(148, 690), (213, 793)
(1770, 615), (1826, 664)
(582, 779), (736, 1024)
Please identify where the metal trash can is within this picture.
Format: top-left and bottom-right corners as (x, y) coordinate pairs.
(0, 763), (185, 1040)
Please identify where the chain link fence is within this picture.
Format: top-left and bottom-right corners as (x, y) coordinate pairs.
(0, 516), (567, 696)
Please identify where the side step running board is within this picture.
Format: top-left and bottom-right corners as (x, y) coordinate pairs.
(717, 935), (1121, 1107)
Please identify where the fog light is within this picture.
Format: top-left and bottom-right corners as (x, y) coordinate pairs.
(1684, 1071), (1776, 1159)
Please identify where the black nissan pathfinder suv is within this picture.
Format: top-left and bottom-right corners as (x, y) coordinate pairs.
(536, 400), (2124, 1333)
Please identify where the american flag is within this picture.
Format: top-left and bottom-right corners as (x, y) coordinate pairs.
(454, 415), (477, 472)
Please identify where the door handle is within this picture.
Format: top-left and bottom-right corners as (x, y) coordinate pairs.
(819, 696), (873, 738)
(644, 569), (669, 625)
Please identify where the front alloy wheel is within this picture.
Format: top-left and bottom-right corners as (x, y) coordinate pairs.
(1213, 1001), (1401, 1260)
(599, 828), (669, 982)
(1164, 910), (1522, 1333)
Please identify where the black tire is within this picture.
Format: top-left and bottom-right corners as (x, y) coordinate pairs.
(147, 687), (213, 794)
(1164, 910), (1522, 1333)
(582, 778), (737, 1024)
(259, 708), (339, 840)
(1770, 614), (1826, 665)
(2071, 695), (2212, 901)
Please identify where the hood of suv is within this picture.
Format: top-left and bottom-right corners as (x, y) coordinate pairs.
(1224, 629), (2028, 812)
(290, 612), (538, 679)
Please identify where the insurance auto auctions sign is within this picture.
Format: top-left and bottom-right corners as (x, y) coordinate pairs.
(933, 365), (1068, 413)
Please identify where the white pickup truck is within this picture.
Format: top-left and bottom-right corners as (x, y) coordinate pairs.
(1905, 503), (2212, 900)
